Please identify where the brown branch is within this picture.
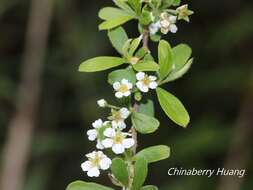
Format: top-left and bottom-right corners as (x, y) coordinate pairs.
(0, 1), (53, 190)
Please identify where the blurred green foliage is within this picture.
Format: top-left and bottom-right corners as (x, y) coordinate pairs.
(0, 0), (253, 190)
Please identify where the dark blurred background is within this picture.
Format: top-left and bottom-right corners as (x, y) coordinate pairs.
(0, 0), (253, 190)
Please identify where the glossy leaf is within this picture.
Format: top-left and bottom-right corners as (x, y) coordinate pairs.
(108, 27), (128, 54)
(113, 0), (136, 15)
(158, 40), (173, 79)
(156, 87), (190, 127)
(131, 156), (148, 190)
(111, 158), (129, 186)
(99, 7), (131, 20)
(140, 185), (158, 190)
(128, 0), (142, 15)
(172, 44), (192, 71)
(108, 69), (136, 85)
(133, 61), (160, 71)
(163, 58), (193, 83)
(139, 100), (154, 117)
(66, 181), (114, 190)
(79, 57), (125, 72)
(99, 16), (134, 30)
(131, 112), (159, 134)
(134, 145), (170, 163)
(129, 36), (142, 56)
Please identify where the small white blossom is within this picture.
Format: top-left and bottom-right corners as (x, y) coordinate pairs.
(97, 99), (107, 107)
(136, 72), (158, 93)
(160, 13), (178, 34)
(113, 79), (133, 98)
(149, 21), (161, 35)
(87, 119), (109, 149)
(81, 151), (112, 177)
(110, 108), (130, 129)
(102, 128), (135, 154)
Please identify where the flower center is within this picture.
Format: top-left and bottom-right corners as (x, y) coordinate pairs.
(142, 76), (151, 86)
(90, 153), (101, 167)
(113, 133), (124, 144)
(119, 84), (129, 93)
(112, 111), (122, 121)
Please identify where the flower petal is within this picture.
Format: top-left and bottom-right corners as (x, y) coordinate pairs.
(102, 138), (114, 148)
(99, 157), (112, 170)
(115, 92), (123, 98)
(112, 144), (125, 154)
(81, 161), (92, 171)
(104, 128), (115, 137)
(123, 138), (135, 149)
(149, 81), (158, 89)
(87, 167), (100, 177)
(113, 82), (121, 90)
(136, 72), (145, 80)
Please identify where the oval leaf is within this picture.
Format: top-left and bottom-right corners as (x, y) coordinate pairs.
(139, 99), (154, 117)
(172, 44), (192, 71)
(131, 156), (148, 190)
(141, 185), (158, 190)
(111, 158), (129, 186)
(99, 7), (130, 20)
(108, 27), (128, 54)
(134, 145), (170, 163)
(131, 112), (159, 134)
(79, 57), (125, 72)
(133, 61), (159, 71)
(99, 16), (134, 30)
(108, 68), (136, 85)
(158, 40), (173, 79)
(163, 58), (193, 83)
(66, 181), (114, 190)
(156, 87), (190, 127)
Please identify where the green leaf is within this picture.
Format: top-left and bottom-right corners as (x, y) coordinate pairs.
(111, 158), (129, 186)
(134, 145), (170, 163)
(139, 10), (152, 25)
(99, 7), (131, 20)
(162, 0), (174, 8)
(163, 58), (193, 83)
(122, 39), (133, 56)
(128, 0), (142, 15)
(113, 0), (136, 15)
(66, 181), (114, 190)
(156, 87), (190, 127)
(172, 44), (192, 71)
(108, 27), (128, 54)
(140, 185), (158, 190)
(129, 36), (142, 56)
(108, 68), (136, 85)
(173, 0), (181, 6)
(99, 16), (134, 30)
(139, 100), (154, 117)
(133, 61), (160, 71)
(131, 156), (148, 190)
(158, 40), (173, 79)
(131, 112), (159, 134)
(79, 57), (125, 72)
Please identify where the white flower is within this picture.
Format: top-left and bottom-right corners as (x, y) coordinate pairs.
(81, 151), (112, 177)
(113, 79), (133, 98)
(110, 108), (130, 129)
(97, 99), (107, 107)
(101, 128), (135, 154)
(87, 119), (109, 149)
(160, 13), (178, 34)
(136, 72), (158, 93)
(149, 21), (161, 35)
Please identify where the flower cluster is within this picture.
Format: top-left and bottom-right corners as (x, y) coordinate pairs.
(113, 72), (158, 99)
(149, 4), (193, 35)
(81, 106), (134, 177)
